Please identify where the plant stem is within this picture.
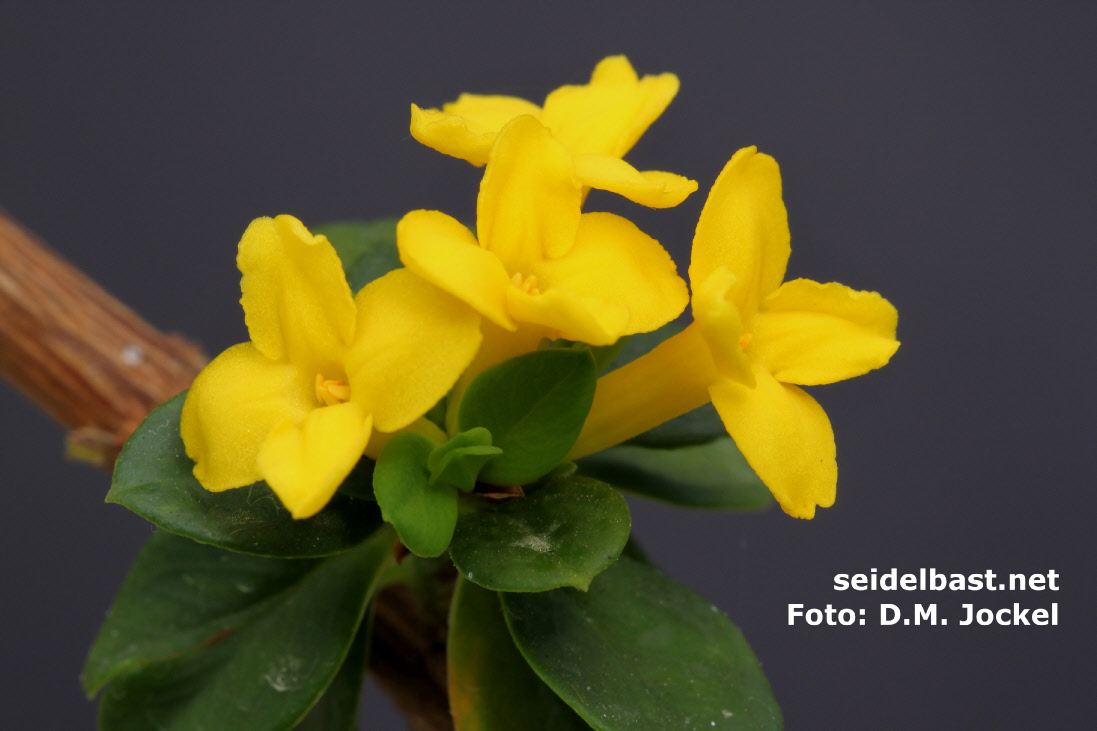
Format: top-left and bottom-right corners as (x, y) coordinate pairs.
(0, 209), (206, 465)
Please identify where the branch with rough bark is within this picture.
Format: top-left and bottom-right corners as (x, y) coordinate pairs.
(0, 210), (451, 730)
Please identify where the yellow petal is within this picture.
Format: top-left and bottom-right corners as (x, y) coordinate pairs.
(443, 94), (544, 134)
(347, 268), (482, 432)
(752, 279), (900, 385)
(181, 343), (313, 492)
(691, 267), (755, 386)
(257, 402), (372, 519)
(409, 96), (542, 167)
(709, 369), (837, 519)
(505, 286), (628, 346)
(535, 212), (689, 336)
(396, 209), (514, 330)
(541, 55), (679, 158)
(238, 215), (356, 370)
(477, 115), (582, 268)
(689, 147), (790, 322)
(573, 154), (697, 208)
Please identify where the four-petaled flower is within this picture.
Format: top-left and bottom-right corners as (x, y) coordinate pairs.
(180, 215), (481, 518)
(398, 114), (689, 349)
(571, 147), (900, 519)
(410, 55), (697, 208)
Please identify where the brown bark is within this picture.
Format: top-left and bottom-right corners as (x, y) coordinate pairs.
(0, 209), (206, 465)
(0, 210), (451, 730)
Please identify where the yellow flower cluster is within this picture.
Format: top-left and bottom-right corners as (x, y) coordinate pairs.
(181, 56), (898, 521)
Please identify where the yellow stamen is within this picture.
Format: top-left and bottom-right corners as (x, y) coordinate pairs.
(739, 332), (753, 348)
(509, 272), (541, 295)
(315, 374), (351, 407)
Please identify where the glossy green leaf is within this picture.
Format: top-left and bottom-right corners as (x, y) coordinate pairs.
(577, 438), (772, 510)
(428, 427), (502, 493)
(97, 527), (394, 731)
(450, 476), (629, 592)
(295, 607), (372, 731)
(449, 578), (588, 730)
(459, 349), (597, 486)
(502, 557), (782, 730)
(108, 393), (383, 557)
(314, 219), (401, 294)
(82, 531), (321, 695)
(374, 432), (457, 558)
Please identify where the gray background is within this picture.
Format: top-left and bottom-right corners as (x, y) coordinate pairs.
(2, 3), (1094, 728)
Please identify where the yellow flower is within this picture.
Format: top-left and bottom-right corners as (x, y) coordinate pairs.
(180, 215), (481, 519)
(410, 56), (697, 209)
(570, 147), (900, 519)
(397, 114), (689, 349)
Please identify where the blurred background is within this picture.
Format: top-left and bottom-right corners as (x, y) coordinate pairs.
(2, 3), (1094, 728)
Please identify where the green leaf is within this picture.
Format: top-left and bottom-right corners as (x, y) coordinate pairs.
(450, 475), (630, 592)
(448, 578), (588, 730)
(314, 219), (402, 294)
(295, 607), (372, 731)
(459, 349), (597, 486)
(82, 531), (321, 696)
(502, 557), (783, 730)
(108, 393), (383, 558)
(374, 432), (457, 558)
(97, 527), (394, 731)
(577, 438), (772, 511)
(428, 427), (503, 493)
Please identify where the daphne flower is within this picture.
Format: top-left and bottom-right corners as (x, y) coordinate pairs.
(180, 215), (481, 518)
(410, 56), (697, 208)
(570, 147), (899, 519)
(398, 115), (689, 349)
